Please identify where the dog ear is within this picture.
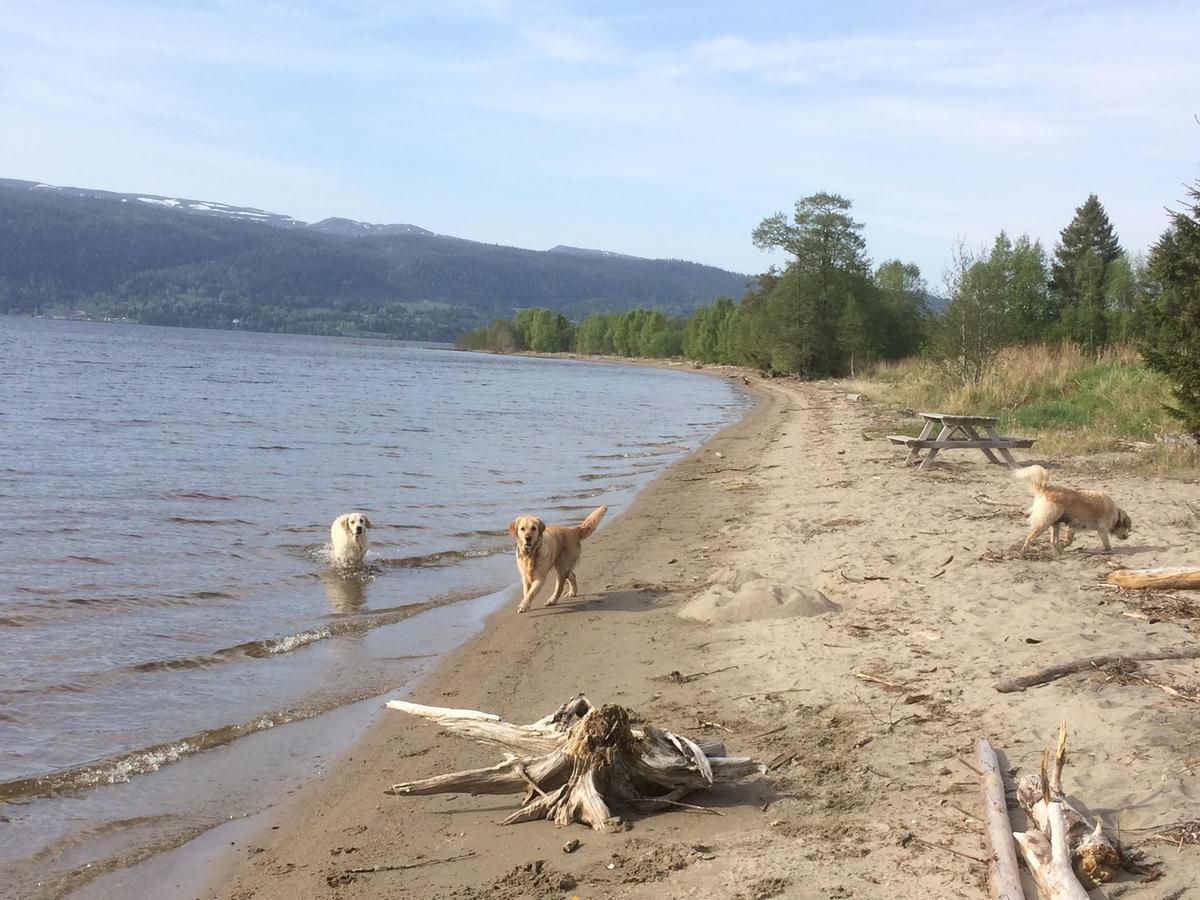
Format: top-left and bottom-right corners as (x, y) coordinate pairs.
(362, 516), (373, 529)
(341, 516), (354, 535)
(508, 519), (519, 537)
(534, 518), (545, 534)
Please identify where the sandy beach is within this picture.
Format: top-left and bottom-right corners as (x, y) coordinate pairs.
(200, 376), (1200, 900)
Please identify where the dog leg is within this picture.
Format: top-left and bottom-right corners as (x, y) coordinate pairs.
(517, 578), (543, 614)
(1051, 523), (1062, 552)
(1061, 526), (1075, 548)
(544, 574), (567, 607)
(1022, 523), (1049, 553)
(1098, 529), (1111, 552)
(564, 572), (577, 598)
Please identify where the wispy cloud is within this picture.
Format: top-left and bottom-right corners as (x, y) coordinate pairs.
(1, 0), (1197, 279)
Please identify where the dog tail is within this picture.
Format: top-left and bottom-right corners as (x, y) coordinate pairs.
(1015, 464), (1049, 495)
(576, 505), (608, 540)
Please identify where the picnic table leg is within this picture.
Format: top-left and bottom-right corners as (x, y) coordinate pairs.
(962, 424), (1002, 465)
(917, 424), (955, 471)
(905, 418), (936, 466)
(983, 425), (1019, 467)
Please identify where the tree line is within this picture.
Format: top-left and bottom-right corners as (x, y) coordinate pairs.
(458, 181), (1200, 434)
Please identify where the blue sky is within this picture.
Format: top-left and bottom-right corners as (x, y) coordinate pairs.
(1, 0), (1197, 284)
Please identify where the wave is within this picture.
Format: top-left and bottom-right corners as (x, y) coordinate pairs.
(378, 544), (507, 569)
(580, 469), (643, 481)
(0, 596), (489, 802)
(159, 490), (271, 502)
(166, 516), (256, 526)
(3, 590), (481, 700)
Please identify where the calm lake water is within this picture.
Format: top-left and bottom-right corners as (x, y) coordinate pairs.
(0, 318), (743, 897)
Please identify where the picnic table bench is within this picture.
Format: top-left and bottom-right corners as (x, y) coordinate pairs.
(888, 412), (1034, 471)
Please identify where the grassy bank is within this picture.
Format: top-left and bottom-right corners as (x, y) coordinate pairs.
(844, 343), (1198, 473)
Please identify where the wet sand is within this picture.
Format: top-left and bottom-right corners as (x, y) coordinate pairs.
(200, 376), (1200, 899)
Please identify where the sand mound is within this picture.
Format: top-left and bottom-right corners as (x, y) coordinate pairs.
(680, 568), (840, 623)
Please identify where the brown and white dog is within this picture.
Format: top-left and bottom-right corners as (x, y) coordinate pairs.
(1017, 465), (1131, 552)
(330, 512), (372, 567)
(508, 506), (607, 613)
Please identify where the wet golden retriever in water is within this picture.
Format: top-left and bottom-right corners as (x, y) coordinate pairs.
(330, 512), (372, 567)
(1017, 465), (1131, 552)
(508, 506), (607, 613)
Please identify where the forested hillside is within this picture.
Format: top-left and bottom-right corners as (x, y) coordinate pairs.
(0, 179), (748, 340)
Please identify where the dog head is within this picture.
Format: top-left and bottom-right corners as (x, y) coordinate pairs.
(340, 512), (372, 538)
(508, 515), (544, 553)
(1112, 509), (1132, 541)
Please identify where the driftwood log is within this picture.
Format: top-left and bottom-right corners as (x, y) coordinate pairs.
(975, 740), (1024, 900)
(384, 695), (765, 830)
(994, 647), (1200, 693)
(1108, 566), (1200, 591)
(1013, 724), (1119, 898)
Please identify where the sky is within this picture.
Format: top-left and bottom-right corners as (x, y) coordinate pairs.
(1, 0), (1198, 284)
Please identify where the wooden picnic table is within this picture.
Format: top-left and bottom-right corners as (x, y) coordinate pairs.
(888, 412), (1034, 472)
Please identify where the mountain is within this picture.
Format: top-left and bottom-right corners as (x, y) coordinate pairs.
(0, 179), (749, 341)
(307, 217), (434, 237)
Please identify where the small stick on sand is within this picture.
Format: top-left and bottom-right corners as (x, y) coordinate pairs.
(341, 851), (477, 875)
(994, 648), (1200, 693)
(661, 665), (739, 684)
(853, 672), (907, 690)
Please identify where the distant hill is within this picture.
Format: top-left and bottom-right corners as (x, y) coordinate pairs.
(0, 179), (749, 341)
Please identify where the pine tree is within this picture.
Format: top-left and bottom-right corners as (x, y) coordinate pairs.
(1141, 179), (1200, 433)
(1051, 194), (1122, 350)
(751, 193), (873, 376)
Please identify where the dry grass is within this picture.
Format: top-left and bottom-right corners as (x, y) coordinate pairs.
(845, 343), (1198, 472)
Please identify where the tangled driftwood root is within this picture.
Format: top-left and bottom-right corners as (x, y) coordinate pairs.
(1013, 724), (1120, 897)
(384, 695), (765, 830)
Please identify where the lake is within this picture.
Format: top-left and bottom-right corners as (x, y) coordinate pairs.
(0, 318), (743, 897)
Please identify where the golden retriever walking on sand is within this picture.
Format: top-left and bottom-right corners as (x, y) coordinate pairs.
(509, 506), (607, 613)
(1017, 465), (1131, 552)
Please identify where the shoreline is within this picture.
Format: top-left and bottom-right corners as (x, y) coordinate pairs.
(192, 376), (783, 899)
(142, 377), (1200, 898)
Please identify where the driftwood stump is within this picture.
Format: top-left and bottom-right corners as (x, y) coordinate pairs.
(385, 695), (765, 830)
(1013, 724), (1119, 898)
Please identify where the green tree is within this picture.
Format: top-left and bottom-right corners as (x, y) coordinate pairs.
(873, 259), (928, 359)
(486, 318), (522, 352)
(1141, 179), (1200, 432)
(752, 193), (873, 376)
(752, 192), (870, 276)
(931, 242), (1012, 384)
(512, 308), (573, 351)
(837, 295), (871, 376)
(986, 233), (1053, 343)
(1105, 252), (1146, 343)
(1051, 194), (1122, 350)
(575, 312), (614, 354)
(683, 297), (738, 362)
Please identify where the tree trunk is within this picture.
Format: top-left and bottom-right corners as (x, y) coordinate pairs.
(385, 696), (764, 830)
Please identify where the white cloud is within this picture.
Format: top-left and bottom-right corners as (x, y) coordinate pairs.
(0, 0), (1197, 278)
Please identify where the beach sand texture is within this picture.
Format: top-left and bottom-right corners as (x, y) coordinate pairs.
(205, 378), (1200, 899)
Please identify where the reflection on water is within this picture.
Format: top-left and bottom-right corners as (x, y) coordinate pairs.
(319, 569), (370, 613)
(0, 318), (745, 897)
